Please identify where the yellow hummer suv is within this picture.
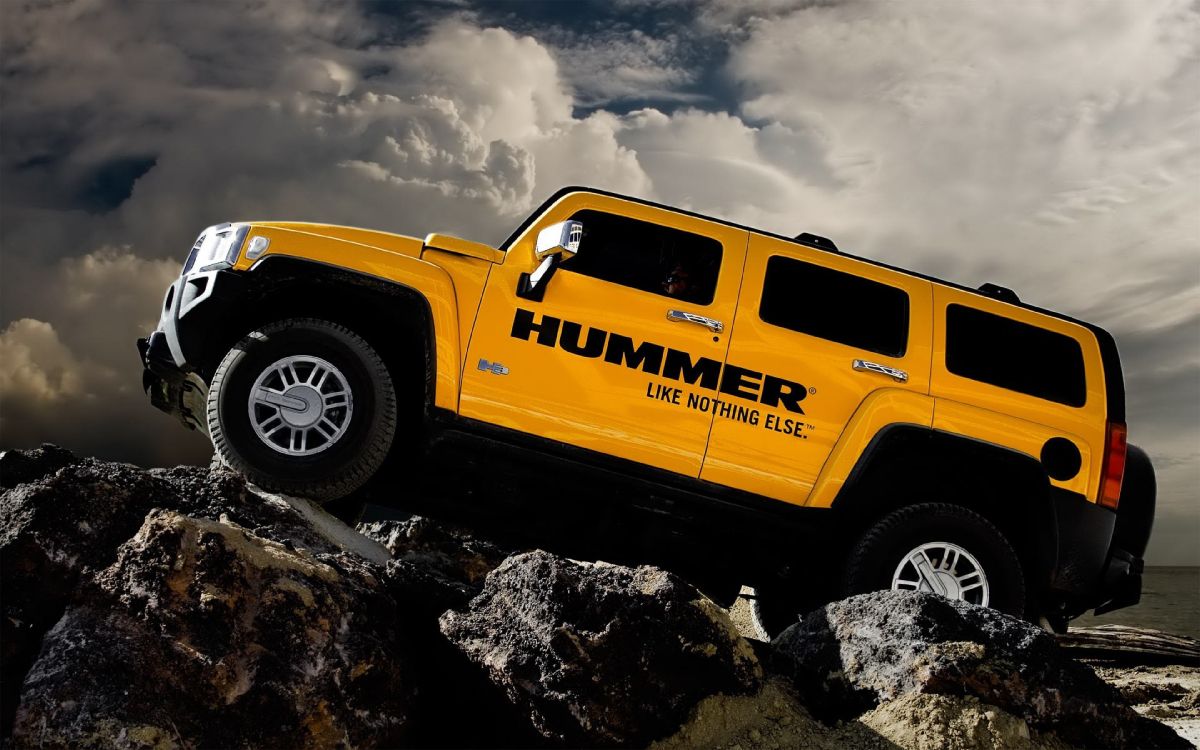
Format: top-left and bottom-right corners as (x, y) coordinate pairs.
(139, 187), (1154, 634)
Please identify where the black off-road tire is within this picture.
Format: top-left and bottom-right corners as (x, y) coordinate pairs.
(207, 318), (396, 502)
(844, 503), (1027, 617)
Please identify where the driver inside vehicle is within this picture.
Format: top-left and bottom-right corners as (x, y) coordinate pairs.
(661, 261), (692, 299)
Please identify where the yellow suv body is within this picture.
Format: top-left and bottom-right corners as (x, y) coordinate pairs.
(139, 187), (1152, 634)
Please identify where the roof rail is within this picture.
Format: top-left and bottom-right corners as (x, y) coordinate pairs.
(978, 282), (1020, 303)
(794, 232), (839, 253)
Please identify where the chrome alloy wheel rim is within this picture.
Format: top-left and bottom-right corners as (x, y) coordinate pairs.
(248, 355), (353, 456)
(891, 541), (990, 606)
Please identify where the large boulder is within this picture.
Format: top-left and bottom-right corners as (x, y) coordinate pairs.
(11, 509), (414, 749)
(439, 550), (763, 747)
(360, 516), (515, 611)
(771, 591), (1188, 749)
(1, 457), (180, 736)
(363, 518), (546, 749)
(1, 451), (410, 748)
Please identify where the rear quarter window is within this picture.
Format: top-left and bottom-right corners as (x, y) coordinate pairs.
(945, 304), (1087, 407)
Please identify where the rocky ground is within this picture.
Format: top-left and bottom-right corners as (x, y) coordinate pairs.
(1, 445), (1196, 749)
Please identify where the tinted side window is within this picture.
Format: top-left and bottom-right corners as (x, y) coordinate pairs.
(946, 304), (1086, 407)
(759, 255), (909, 357)
(559, 210), (723, 305)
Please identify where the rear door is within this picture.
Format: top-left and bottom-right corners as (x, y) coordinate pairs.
(460, 192), (749, 477)
(701, 234), (932, 504)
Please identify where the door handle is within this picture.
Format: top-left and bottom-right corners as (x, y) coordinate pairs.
(666, 309), (724, 333)
(852, 359), (908, 383)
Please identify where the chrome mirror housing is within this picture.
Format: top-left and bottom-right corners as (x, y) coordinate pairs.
(518, 220), (583, 301)
(535, 220), (582, 260)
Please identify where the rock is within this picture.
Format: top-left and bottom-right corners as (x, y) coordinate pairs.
(154, 466), (390, 562)
(0, 450), (539, 749)
(1, 458), (179, 736)
(4, 447), (1191, 750)
(10, 509), (414, 749)
(648, 678), (888, 750)
(369, 520), (545, 749)
(439, 550), (763, 747)
(649, 678), (1071, 750)
(771, 591), (1188, 749)
(0, 443), (79, 489)
(1091, 663), (1200, 747)
(859, 693), (1069, 750)
(360, 516), (514, 611)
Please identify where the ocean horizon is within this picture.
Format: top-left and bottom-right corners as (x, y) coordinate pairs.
(1074, 566), (1199, 640)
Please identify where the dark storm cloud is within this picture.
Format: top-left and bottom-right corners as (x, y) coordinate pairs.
(0, 0), (1195, 563)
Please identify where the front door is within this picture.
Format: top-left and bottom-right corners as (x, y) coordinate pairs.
(460, 193), (748, 477)
(701, 234), (932, 504)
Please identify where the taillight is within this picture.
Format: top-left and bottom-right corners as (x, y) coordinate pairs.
(1099, 422), (1127, 510)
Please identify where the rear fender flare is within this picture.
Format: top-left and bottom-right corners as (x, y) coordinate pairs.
(829, 424), (1059, 596)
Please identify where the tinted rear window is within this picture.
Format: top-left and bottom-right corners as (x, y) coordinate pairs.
(759, 255), (909, 357)
(945, 304), (1086, 407)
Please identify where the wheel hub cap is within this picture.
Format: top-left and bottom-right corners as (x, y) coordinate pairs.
(276, 386), (323, 428)
(891, 541), (990, 607)
(249, 355), (353, 456)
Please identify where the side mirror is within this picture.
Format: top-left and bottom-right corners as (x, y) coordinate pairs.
(519, 220), (583, 301)
(535, 220), (582, 260)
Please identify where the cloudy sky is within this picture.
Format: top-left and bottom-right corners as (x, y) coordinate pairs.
(1, 0), (1196, 563)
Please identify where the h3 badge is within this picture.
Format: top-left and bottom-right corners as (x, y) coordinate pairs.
(477, 358), (510, 376)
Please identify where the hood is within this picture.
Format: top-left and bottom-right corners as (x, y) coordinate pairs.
(249, 222), (425, 257)
(422, 233), (505, 264)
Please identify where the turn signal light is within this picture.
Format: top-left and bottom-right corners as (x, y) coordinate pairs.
(1098, 422), (1127, 510)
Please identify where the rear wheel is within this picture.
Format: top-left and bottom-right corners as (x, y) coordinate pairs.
(751, 503), (1026, 640)
(207, 318), (396, 502)
(845, 503), (1026, 617)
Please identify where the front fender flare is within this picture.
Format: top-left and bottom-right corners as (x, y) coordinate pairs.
(247, 238), (462, 412)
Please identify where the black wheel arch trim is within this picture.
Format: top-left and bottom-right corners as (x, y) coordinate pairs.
(178, 256), (438, 408)
(829, 423), (1061, 596)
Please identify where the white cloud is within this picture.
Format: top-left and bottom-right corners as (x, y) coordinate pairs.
(550, 28), (702, 107)
(0, 319), (84, 404)
(719, 1), (1200, 314)
(394, 22), (574, 142)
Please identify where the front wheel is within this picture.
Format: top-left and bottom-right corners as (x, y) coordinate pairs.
(207, 318), (397, 502)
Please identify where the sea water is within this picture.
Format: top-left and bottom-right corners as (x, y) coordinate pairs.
(1075, 566), (1200, 639)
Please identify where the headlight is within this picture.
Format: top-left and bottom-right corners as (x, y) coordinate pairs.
(182, 223), (250, 274)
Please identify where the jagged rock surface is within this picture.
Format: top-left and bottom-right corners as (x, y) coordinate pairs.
(771, 591), (1188, 749)
(1, 455), (180, 737)
(0, 443), (80, 489)
(16, 511), (414, 748)
(1, 447), (1190, 750)
(439, 550), (763, 747)
(3, 460), (420, 748)
(359, 517), (513, 611)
